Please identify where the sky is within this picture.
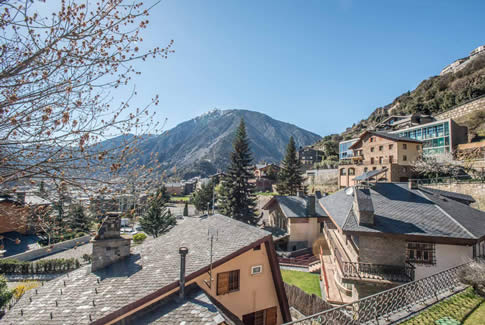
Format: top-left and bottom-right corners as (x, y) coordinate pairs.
(125, 0), (485, 137)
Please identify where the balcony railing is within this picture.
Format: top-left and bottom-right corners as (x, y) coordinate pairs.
(324, 225), (415, 283)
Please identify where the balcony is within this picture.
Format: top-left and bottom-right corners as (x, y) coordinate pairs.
(323, 225), (414, 284)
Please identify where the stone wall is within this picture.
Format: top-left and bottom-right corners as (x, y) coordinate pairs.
(422, 183), (485, 210)
(358, 235), (406, 266)
(435, 95), (485, 121)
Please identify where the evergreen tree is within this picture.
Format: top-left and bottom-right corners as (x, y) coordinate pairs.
(139, 187), (175, 238)
(183, 202), (189, 217)
(68, 204), (90, 232)
(0, 275), (13, 309)
(217, 179), (231, 216)
(221, 119), (258, 224)
(192, 180), (214, 215)
(277, 137), (306, 196)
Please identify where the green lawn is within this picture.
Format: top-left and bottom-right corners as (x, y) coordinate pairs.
(170, 195), (191, 202)
(281, 270), (321, 297)
(255, 192), (278, 196)
(403, 287), (485, 325)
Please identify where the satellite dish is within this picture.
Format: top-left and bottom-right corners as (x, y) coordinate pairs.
(345, 187), (354, 196)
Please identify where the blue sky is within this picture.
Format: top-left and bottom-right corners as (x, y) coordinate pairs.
(127, 0), (485, 136)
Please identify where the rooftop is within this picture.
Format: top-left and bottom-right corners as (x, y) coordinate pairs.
(319, 183), (485, 242)
(2, 215), (271, 324)
(264, 195), (327, 218)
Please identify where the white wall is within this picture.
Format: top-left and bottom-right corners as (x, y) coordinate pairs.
(413, 244), (473, 280)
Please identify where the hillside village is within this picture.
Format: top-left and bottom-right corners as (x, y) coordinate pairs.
(1, 1), (485, 324)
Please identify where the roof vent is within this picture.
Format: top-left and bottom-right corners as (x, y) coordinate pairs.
(345, 187), (354, 196)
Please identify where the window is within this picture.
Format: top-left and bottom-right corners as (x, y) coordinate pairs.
(340, 168), (346, 176)
(348, 168), (355, 176)
(370, 147), (374, 152)
(364, 167), (368, 172)
(372, 167), (377, 170)
(389, 155), (393, 163)
(253, 244), (261, 251)
(370, 157), (374, 164)
(389, 144), (393, 150)
(416, 145), (420, 150)
(379, 145), (383, 151)
(403, 143), (407, 149)
(379, 157), (383, 164)
(407, 242), (435, 265)
(370, 137), (374, 143)
(403, 155), (407, 161)
(217, 270), (240, 295)
(243, 307), (277, 325)
(251, 265), (263, 275)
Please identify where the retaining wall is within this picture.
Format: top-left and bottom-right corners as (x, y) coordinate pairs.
(422, 183), (485, 210)
(435, 95), (485, 120)
(2, 235), (91, 261)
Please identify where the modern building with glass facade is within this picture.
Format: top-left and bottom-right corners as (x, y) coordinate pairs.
(339, 138), (358, 160)
(389, 118), (467, 156)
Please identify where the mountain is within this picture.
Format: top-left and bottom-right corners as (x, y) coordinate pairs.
(314, 44), (485, 152)
(104, 109), (321, 178)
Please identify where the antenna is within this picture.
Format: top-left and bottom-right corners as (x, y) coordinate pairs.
(204, 227), (218, 289)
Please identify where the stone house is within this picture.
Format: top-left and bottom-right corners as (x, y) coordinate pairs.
(318, 181), (485, 304)
(4, 214), (291, 325)
(338, 130), (423, 188)
(262, 193), (327, 251)
(298, 146), (324, 169)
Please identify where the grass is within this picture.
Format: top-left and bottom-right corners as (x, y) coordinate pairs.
(281, 269), (321, 297)
(170, 195), (191, 202)
(255, 192), (278, 196)
(402, 287), (485, 325)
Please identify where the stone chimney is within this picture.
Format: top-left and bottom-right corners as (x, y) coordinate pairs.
(91, 213), (130, 271)
(307, 195), (316, 217)
(353, 188), (374, 226)
(408, 179), (418, 190)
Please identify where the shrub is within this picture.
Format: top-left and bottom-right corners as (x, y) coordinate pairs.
(13, 281), (40, 300)
(133, 233), (147, 244)
(0, 258), (81, 274)
(82, 254), (92, 263)
(0, 275), (13, 310)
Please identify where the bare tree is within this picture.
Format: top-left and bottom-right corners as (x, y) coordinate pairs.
(0, 0), (172, 192)
(412, 152), (463, 178)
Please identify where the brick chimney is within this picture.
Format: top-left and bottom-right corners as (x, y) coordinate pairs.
(353, 188), (374, 225)
(91, 213), (130, 271)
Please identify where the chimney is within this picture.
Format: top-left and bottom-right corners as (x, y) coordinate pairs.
(91, 213), (131, 271)
(16, 192), (26, 204)
(179, 247), (189, 299)
(353, 188), (374, 225)
(297, 190), (304, 198)
(408, 179), (418, 190)
(307, 195), (316, 217)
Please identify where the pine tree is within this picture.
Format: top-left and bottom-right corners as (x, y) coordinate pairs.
(192, 180), (214, 215)
(183, 202), (189, 217)
(277, 137), (306, 196)
(139, 187), (175, 238)
(221, 119), (259, 224)
(68, 204), (90, 232)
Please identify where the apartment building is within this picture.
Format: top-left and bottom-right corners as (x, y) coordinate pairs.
(298, 146), (324, 168)
(338, 130), (422, 188)
(4, 214), (291, 325)
(318, 182), (485, 304)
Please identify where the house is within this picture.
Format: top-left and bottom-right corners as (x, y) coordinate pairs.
(3, 214), (291, 324)
(298, 146), (324, 168)
(374, 113), (435, 132)
(317, 181), (485, 304)
(263, 193), (327, 251)
(253, 164), (280, 179)
(338, 130), (423, 188)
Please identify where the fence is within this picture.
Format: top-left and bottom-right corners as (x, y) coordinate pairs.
(282, 258), (484, 325)
(284, 283), (334, 317)
(412, 175), (485, 186)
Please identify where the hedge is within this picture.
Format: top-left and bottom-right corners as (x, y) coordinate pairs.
(38, 232), (86, 246)
(0, 258), (81, 274)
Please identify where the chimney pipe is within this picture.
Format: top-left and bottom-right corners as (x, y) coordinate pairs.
(408, 179), (418, 190)
(179, 247), (189, 299)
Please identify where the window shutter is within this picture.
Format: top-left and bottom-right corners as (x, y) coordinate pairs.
(242, 313), (255, 325)
(265, 307), (277, 325)
(217, 272), (229, 295)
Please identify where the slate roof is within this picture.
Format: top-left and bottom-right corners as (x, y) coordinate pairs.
(2, 215), (271, 325)
(266, 196), (327, 218)
(319, 183), (485, 240)
(125, 283), (239, 325)
(349, 130), (422, 149)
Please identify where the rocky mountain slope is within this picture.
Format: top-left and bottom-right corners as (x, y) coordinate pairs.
(106, 109), (321, 178)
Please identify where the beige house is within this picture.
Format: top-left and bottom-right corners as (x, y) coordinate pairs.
(318, 182), (485, 304)
(263, 194), (327, 251)
(338, 130), (422, 188)
(4, 214), (291, 325)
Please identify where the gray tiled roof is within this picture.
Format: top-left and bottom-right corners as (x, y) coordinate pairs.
(420, 187), (475, 204)
(272, 196), (327, 218)
(320, 183), (485, 240)
(369, 131), (422, 143)
(2, 215), (270, 325)
(126, 284), (236, 325)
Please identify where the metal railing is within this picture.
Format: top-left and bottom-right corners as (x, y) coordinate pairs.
(283, 258), (484, 325)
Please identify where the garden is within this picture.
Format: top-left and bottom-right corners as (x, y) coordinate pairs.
(281, 269), (321, 297)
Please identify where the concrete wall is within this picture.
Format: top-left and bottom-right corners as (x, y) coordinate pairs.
(288, 218), (320, 250)
(358, 236), (407, 266)
(422, 183), (485, 210)
(3, 235), (91, 261)
(435, 95), (485, 121)
(413, 244), (473, 280)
